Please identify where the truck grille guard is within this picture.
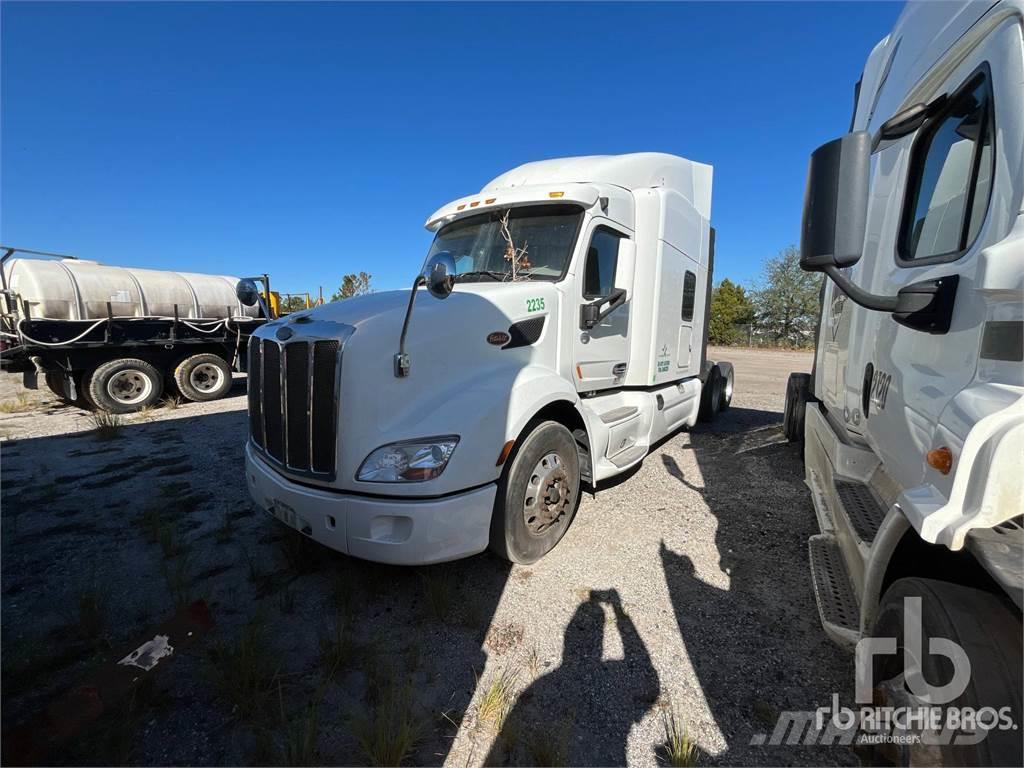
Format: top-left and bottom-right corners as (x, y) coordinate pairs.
(247, 322), (354, 481)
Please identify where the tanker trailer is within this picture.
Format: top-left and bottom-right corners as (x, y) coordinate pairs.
(0, 246), (275, 413)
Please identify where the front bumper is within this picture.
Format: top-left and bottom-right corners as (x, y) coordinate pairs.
(245, 444), (495, 565)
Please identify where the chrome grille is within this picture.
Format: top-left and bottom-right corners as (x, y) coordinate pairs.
(247, 335), (340, 479)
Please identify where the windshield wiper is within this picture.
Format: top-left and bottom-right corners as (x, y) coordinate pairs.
(457, 270), (507, 282)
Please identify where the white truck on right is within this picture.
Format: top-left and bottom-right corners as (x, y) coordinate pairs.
(785, 1), (1022, 764)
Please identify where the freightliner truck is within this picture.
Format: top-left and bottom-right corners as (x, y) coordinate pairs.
(784, 1), (1022, 764)
(240, 153), (733, 565)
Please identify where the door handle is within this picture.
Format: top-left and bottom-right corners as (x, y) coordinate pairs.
(612, 362), (628, 376)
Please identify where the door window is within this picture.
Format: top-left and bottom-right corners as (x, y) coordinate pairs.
(681, 270), (697, 321)
(583, 227), (624, 299)
(898, 68), (995, 264)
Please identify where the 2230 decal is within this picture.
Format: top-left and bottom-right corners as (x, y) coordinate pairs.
(526, 297), (545, 312)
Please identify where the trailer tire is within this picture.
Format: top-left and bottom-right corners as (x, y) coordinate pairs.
(87, 358), (164, 413)
(783, 372), (810, 442)
(173, 353), (232, 402)
(44, 372), (75, 404)
(866, 578), (1022, 767)
(699, 365), (723, 422)
(489, 420), (581, 565)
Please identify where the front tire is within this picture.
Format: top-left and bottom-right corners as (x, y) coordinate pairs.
(866, 578), (1022, 767)
(489, 420), (581, 564)
(699, 365), (723, 422)
(173, 353), (232, 402)
(87, 358), (164, 413)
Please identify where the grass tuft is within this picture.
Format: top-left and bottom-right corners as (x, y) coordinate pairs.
(0, 393), (35, 413)
(418, 565), (455, 621)
(660, 702), (697, 767)
(208, 620), (278, 722)
(476, 665), (519, 729)
(278, 689), (321, 766)
(318, 616), (350, 679)
(352, 669), (421, 766)
(161, 395), (183, 409)
(91, 410), (123, 439)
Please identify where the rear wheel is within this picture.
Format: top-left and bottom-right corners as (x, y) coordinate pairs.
(783, 372), (811, 442)
(44, 371), (74, 403)
(173, 353), (232, 402)
(865, 578), (1022, 767)
(699, 365), (723, 422)
(489, 420), (581, 564)
(87, 358), (164, 413)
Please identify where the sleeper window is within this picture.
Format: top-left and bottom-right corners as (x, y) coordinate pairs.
(681, 271), (697, 322)
(583, 228), (624, 299)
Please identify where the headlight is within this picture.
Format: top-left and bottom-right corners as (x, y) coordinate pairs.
(357, 436), (459, 482)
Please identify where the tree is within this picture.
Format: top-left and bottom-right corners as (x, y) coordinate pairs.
(708, 278), (755, 345)
(279, 295), (308, 313)
(331, 272), (372, 302)
(751, 246), (822, 347)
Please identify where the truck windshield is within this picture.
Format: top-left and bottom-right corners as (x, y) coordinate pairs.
(427, 204), (583, 282)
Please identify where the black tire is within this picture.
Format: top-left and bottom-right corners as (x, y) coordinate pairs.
(718, 362), (734, 411)
(699, 366), (723, 422)
(489, 420), (581, 564)
(866, 578), (1022, 767)
(173, 353), (232, 402)
(44, 371), (74, 403)
(783, 372), (810, 442)
(87, 358), (164, 413)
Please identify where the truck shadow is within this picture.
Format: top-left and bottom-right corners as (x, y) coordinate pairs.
(0, 410), (512, 765)
(657, 410), (855, 765)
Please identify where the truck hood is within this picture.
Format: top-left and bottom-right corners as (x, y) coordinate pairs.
(256, 281), (561, 494)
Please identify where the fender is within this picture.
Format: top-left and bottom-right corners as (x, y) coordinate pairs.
(505, 364), (589, 449)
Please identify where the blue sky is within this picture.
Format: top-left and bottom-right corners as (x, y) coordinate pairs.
(1, 1), (902, 295)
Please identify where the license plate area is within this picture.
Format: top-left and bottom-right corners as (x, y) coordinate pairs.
(271, 500), (306, 533)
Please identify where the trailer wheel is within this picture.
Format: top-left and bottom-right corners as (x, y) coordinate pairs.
(44, 372), (74, 404)
(87, 358), (164, 413)
(490, 420), (581, 564)
(699, 365), (723, 422)
(866, 578), (1022, 767)
(173, 353), (232, 402)
(783, 372), (810, 442)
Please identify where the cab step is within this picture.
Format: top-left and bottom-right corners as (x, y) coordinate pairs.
(808, 534), (861, 649)
(834, 479), (887, 544)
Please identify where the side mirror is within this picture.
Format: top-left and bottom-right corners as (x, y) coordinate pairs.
(424, 251), (456, 300)
(235, 278), (260, 307)
(800, 131), (871, 271)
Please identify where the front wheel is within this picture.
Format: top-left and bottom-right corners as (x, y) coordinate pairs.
(866, 578), (1022, 767)
(489, 420), (581, 564)
(783, 372), (810, 442)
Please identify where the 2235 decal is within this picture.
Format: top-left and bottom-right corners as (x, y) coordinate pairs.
(526, 297), (545, 312)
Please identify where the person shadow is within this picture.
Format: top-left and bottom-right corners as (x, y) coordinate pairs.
(486, 588), (659, 766)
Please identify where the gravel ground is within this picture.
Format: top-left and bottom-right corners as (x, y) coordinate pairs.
(0, 346), (855, 766)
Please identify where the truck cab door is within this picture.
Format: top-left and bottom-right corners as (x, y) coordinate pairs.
(851, 58), (1004, 486)
(573, 223), (632, 391)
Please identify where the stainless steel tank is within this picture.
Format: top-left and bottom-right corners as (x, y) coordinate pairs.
(2, 258), (259, 320)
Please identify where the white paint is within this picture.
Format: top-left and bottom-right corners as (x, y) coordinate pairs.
(118, 634), (174, 671)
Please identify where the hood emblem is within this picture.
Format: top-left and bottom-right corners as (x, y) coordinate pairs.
(487, 331), (511, 346)
(276, 326), (294, 341)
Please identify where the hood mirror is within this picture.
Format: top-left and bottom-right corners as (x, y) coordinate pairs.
(424, 251), (456, 300)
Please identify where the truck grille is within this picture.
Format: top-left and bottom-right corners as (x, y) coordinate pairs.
(248, 336), (340, 478)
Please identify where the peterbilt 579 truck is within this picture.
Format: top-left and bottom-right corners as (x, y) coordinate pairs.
(239, 153), (733, 565)
(785, 1), (1022, 764)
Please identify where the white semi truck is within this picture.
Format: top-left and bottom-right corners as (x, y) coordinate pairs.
(240, 153), (732, 565)
(785, 1), (1022, 764)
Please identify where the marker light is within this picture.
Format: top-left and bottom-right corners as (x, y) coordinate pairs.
(357, 437), (459, 482)
(926, 447), (954, 475)
(549, 191), (565, 198)
(485, 198), (497, 204)
(470, 201), (480, 207)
